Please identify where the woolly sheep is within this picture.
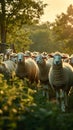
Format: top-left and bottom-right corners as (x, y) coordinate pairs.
(10, 52), (17, 63)
(69, 54), (73, 67)
(0, 59), (17, 80)
(15, 52), (40, 85)
(31, 51), (40, 61)
(48, 51), (73, 112)
(36, 54), (51, 99)
(4, 48), (13, 60)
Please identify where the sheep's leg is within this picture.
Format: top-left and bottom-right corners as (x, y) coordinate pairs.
(60, 90), (65, 112)
(45, 84), (49, 100)
(56, 90), (60, 106)
(64, 92), (68, 107)
(42, 84), (49, 100)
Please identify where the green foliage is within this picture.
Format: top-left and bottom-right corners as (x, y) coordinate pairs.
(29, 24), (52, 52)
(0, 74), (73, 129)
(0, 0), (47, 44)
(0, 0), (46, 25)
(7, 25), (32, 51)
(51, 4), (73, 54)
(29, 23), (65, 53)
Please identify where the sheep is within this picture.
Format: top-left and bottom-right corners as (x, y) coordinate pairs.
(0, 53), (4, 62)
(4, 48), (13, 60)
(15, 52), (40, 88)
(36, 54), (51, 99)
(31, 51), (40, 61)
(24, 50), (32, 57)
(0, 59), (17, 80)
(48, 51), (73, 112)
(10, 52), (17, 63)
(68, 54), (73, 67)
(63, 54), (73, 67)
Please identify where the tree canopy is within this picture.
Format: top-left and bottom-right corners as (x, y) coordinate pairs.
(0, 0), (47, 44)
(51, 4), (73, 54)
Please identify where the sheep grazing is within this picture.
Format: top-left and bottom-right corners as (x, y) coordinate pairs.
(15, 52), (40, 87)
(36, 54), (51, 99)
(48, 51), (73, 112)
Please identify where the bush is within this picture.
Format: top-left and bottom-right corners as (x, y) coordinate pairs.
(0, 74), (73, 130)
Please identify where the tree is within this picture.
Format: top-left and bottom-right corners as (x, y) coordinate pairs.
(0, 0), (47, 44)
(51, 4), (73, 54)
(29, 23), (58, 52)
(7, 25), (32, 51)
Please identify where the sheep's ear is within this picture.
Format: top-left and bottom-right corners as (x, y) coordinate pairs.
(69, 55), (73, 59)
(62, 56), (68, 59)
(48, 54), (54, 58)
(24, 54), (30, 58)
(31, 55), (36, 59)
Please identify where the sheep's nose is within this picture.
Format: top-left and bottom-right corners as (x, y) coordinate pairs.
(18, 59), (22, 62)
(56, 61), (59, 64)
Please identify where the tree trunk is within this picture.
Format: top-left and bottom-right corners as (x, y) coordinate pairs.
(0, 0), (6, 43)
(1, 22), (6, 43)
(0, 0), (7, 54)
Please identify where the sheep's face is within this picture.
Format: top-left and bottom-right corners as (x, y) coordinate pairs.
(36, 55), (45, 64)
(6, 49), (13, 55)
(17, 53), (24, 63)
(53, 55), (62, 65)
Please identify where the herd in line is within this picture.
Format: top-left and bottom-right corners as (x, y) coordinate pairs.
(0, 49), (73, 112)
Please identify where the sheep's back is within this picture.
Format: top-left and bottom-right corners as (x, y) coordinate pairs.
(63, 62), (73, 85)
(3, 60), (17, 73)
(0, 60), (17, 78)
(25, 58), (39, 82)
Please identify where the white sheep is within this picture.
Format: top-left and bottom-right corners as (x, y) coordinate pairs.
(0, 59), (17, 80)
(36, 54), (51, 99)
(68, 54), (73, 67)
(15, 52), (40, 86)
(4, 48), (13, 60)
(10, 52), (17, 63)
(48, 51), (73, 112)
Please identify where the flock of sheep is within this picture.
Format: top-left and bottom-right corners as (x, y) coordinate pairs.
(0, 48), (73, 112)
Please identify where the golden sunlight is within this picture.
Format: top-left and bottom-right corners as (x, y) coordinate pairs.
(40, 0), (73, 23)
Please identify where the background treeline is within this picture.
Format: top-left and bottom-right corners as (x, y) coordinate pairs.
(6, 4), (73, 54)
(6, 21), (73, 54)
(0, 1), (73, 54)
